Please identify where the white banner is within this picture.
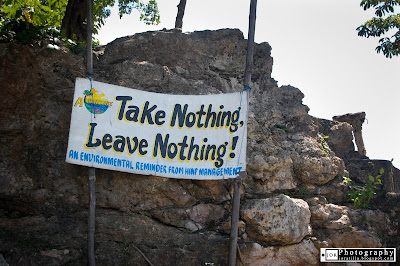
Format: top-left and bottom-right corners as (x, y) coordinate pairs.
(66, 78), (247, 179)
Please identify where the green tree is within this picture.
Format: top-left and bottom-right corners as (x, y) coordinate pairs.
(0, 0), (67, 27)
(0, 0), (67, 43)
(0, 0), (160, 43)
(357, 0), (400, 58)
(62, 0), (160, 42)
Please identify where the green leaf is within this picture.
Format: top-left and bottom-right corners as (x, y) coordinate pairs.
(357, 2), (400, 57)
(15, 9), (22, 18)
(379, 168), (385, 175)
(369, 175), (375, 182)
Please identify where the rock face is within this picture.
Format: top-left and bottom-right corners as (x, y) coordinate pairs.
(241, 195), (311, 245)
(0, 29), (399, 265)
(240, 239), (319, 266)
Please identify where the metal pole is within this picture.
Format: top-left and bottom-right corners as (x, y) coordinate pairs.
(86, 0), (95, 265)
(88, 167), (96, 266)
(86, 0), (93, 74)
(244, 0), (257, 88)
(228, 0), (257, 265)
(228, 172), (244, 266)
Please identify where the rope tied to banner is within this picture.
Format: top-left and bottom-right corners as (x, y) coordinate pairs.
(244, 85), (252, 91)
(87, 72), (93, 88)
(86, 72), (96, 168)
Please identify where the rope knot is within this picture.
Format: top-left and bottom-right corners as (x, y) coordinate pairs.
(244, 85), (252, 91)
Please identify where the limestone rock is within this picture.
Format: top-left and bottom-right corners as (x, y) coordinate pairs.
(150, 203), (226, 232)
(96, 29), (272, 94)
(241, 195), (311, 245)
(187, 203), (225, 224)
(309, 203), (351, 230)
(247, 153), (297, 192)
(178, 179), (231, 203)
(96, 174), (197, 212)
(94, 209), (229, 265)
(348, 209), (391, 238)
(240, 239), (319, 266)
(317, 118), (355, 159)
(330, 230), (381, 248)
(292, 135), (345, 185)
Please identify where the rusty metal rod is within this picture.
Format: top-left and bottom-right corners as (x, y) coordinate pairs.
(228, 1), (257, 265)
(86, 0), (95, 265)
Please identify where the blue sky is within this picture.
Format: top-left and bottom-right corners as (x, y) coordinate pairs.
(96, 0), (400, 169)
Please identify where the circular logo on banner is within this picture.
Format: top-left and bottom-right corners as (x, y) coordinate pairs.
(84, 88), (112, 114)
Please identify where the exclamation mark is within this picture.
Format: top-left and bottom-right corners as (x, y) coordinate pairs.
(229, 136), (239, 159)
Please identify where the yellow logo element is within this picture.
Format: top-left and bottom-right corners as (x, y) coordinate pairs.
(83, 88), (112, 114)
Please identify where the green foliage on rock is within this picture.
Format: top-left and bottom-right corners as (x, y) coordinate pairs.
(319, 135), (330, 157)
(343, 167), (384, 209)
(357, 0), (400, 58)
